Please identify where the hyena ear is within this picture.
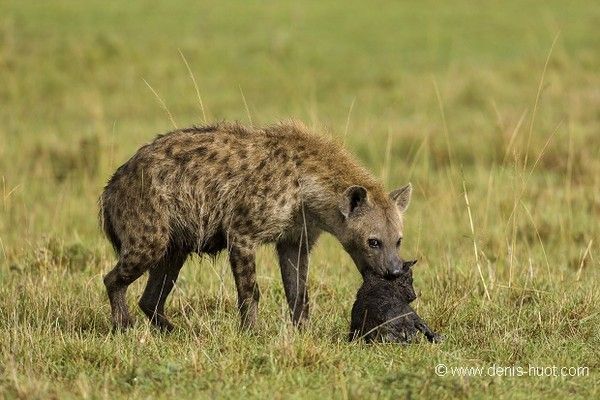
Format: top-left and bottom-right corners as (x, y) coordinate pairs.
(339, 185), (369, 219)
(390, 183), (412, 212)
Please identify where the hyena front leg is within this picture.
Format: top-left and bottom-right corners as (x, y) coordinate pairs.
(276, 227), (321, 328)
(228, 240), (260, 330)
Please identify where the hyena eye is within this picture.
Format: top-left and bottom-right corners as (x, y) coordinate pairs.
(396, 238), (402, 248)
(368, 239), (381, 249)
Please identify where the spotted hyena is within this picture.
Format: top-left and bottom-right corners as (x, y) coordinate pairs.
(349, 260), (443, 343)
(100, 120), (413, 331)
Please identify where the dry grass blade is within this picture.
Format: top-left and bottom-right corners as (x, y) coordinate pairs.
(343, 97), (356, 146)
(432, 76), (455, 174)
(523, 32), (560, 170)
(356, 311), (415, 341)
(501, 109), (528, 167)
(143, 79), (178, 129)
(239, 85), (253, 126)
(576, 240), (593, 281)
(178, 49), (208, 124)
(520, 201), (551, 279)
(462, 179), (491, 301)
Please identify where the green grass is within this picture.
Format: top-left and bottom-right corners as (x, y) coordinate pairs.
(1, 0), (599, 398)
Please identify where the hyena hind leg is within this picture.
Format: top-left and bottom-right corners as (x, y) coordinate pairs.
(104, 245), (167, 331)
(138, 249), (188, 332)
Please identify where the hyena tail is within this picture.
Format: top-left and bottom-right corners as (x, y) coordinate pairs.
(99, 195), (122, 254)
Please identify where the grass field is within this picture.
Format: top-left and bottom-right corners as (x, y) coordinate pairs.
(1, 0), (599, 398)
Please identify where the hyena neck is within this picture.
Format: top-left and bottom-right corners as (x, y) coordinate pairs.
(297, 174), (387, 236)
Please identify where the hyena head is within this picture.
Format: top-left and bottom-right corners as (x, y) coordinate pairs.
(338, 183), (412, 278)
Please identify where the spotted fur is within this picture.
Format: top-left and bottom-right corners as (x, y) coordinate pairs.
(100, 120), (412, 331)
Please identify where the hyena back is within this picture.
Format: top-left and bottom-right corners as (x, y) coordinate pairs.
(100, 120), (412, 331)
